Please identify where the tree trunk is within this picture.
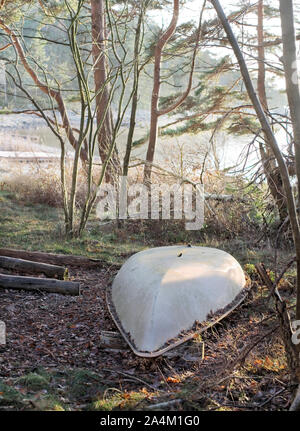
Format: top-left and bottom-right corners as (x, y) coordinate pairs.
(257, 0), (268, 111)
(123, 3), (145, 177)
(0, 273), (80, 295)
(91, 0), (119, 183)
(279, 0), (300, 321)
(279, 4), (300, 405)
(143, 0), (180, 185)
(0, 256), (68, 280)
(257, 0), (288, 223)
(143, 0), (203, 184)
(259, 143), (288, 222)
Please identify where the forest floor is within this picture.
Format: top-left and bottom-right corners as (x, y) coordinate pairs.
(0, 190), (297, 411)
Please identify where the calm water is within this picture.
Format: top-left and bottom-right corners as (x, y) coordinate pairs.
(0, 113), (289, 178)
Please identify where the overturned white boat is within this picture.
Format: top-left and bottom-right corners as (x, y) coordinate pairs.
(107, 245), (247, 357)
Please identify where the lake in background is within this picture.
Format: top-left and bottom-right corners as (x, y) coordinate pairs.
(0, 112), (289, 181)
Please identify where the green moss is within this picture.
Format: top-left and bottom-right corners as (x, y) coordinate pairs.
(17, 372), (50, 391)
(0, 380), (22, 406)
(244, 263), (257, 276)
(68, 370), (105, 401)
(93, 391), (146, 411)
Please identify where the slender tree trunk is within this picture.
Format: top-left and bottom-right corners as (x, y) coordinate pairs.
(143, 0), (180, 185)
(91, 0), (119, 183)
(279, 0), (300, 321)
(123, 3), (146, 177)
(257, 0), (288, 223)
(279, 0), (300, 402)
(257, 0), (268, 111)
(143, 0), (205, 185)
(211, 0), (300, 251)
(259, 145), (288, 222)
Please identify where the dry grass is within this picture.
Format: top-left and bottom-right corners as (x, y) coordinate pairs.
(0, 161), (88, 209)
(0, 156), (274, 245)
(121, 166), (269, 243)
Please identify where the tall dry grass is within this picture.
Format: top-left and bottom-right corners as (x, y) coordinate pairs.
(0, 157), (270, 242)
(121, 164), (267, 241)
(0, 161), (88, 209)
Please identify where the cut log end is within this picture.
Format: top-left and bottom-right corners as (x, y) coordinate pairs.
(0, 256), (68, 280)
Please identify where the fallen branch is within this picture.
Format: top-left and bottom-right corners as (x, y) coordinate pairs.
(102, 368), (158, 391)
(230, 324), (279, 369)
(0, 273), (80, 295)
(0, 256), (68, 280)
(275, 257), (296, 287)
(0, 249), (101, 268)
(259, 388), (286, 408)
(130, 160), (247, 202)
(145, 399), (183, 410)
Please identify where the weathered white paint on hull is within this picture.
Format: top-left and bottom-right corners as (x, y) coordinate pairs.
(111, 246), (246, 353)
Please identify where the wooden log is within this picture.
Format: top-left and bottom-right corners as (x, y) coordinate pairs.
(0, 248), (102, 268)
(99, 331), (127, 350)
(0, 273), (80, 295)
(0, 256), (68, 280)
(146, 399), (183, 410)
